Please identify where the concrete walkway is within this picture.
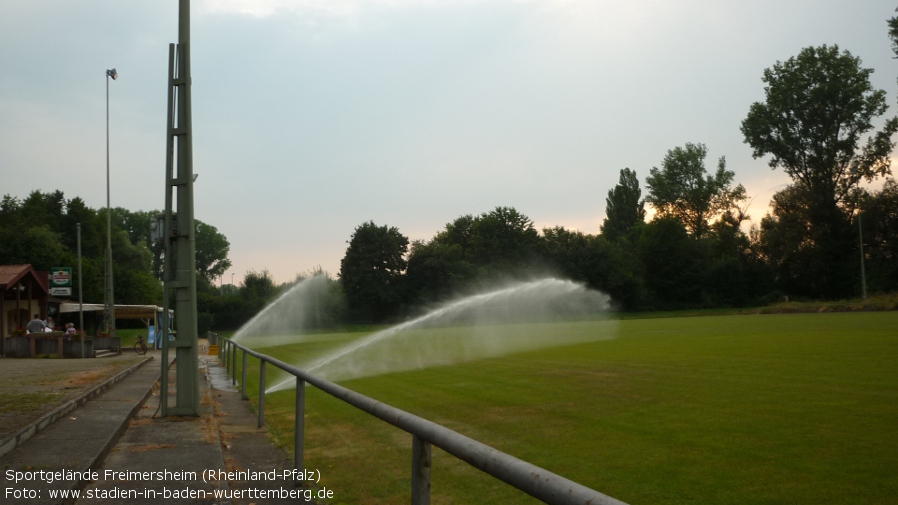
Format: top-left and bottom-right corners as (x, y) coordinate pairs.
(0, 354), (161, 504)
(0, 353), (147, 445)
(0, 351), (314, 505)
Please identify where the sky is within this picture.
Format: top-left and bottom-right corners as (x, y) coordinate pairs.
(2, 0), (897, 286)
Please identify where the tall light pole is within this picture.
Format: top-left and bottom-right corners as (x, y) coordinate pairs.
(160, 0), (199, 416)
(77, 223), (84, 358)
(104, 68), (118, 337)
(858, 212), (867, 300)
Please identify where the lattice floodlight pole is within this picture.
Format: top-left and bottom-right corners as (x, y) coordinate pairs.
(160, 0), (200, 416)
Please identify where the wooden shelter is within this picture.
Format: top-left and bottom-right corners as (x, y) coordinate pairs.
(0, 264), (49, 356)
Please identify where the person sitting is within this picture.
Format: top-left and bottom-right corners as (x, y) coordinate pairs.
(65, 323), (77, 340)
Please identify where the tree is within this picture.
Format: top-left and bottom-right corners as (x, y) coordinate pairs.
(601, 168), (646, 241)
(741, 45), (897, 213)
(646, 143), (747, 238)
(0, 225), (67, 272)
(404, 208), (539, 306)
(62, 197), (103, 258)
(859, 179), (898, 293)
(637, 217), (703, 308)
(195, 221), (232, 282)
(889, 13), (898, 59)
(756, 185), (853, 298)
(405, 239), (475, 305)
(468, 206), (541, 269)
(741, 45), (898, 298)
(339, 221), (409, 322)
(542, 226), (646, 310)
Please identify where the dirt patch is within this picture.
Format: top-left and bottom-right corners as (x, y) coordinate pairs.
(0, 356), (144, 442)
(58, 365), (118, 388)
(129, 443), (177, 452)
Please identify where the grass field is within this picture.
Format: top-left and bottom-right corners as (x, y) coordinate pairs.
(234, 312), (898, 504)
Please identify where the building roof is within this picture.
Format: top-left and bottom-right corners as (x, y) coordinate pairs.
(59, 303), (169, 319)
(0, 264), (48, 294)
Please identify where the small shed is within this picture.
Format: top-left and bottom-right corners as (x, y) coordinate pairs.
(1, 265), (49, 356)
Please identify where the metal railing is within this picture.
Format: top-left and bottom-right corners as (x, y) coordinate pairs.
(220, 338), (628, 505)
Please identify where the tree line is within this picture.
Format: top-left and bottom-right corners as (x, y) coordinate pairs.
(0, 192), (242, 334)
(339, 41), (898, 322)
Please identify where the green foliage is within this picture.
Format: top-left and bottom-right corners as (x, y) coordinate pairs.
(741, 45), (897, 210)
(467, 206), (541, 269)
(637, 217), (703, 307)
(63, 197), (104, 258)
(0, 190), (240, 317)
(243, 269), (278, 303)
(405, 207), (543, 307)
(0, 225), (67, 272)
(741, 45), (897, 299)
(601, 168), (646, 241)
(758, 186), (854, 298)
(890, 13), (898, 58)
(860, 179), (898, 293)
(0, 197), (152, 306)
(541, 227), (645, 310)
(339, 222), (409, 322)
(646, 143), (747, 238)
(405, 239), (474, 305)
(194, 221), (232, 281)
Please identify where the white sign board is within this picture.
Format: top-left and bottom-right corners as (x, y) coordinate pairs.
(50, 287), (72, 296)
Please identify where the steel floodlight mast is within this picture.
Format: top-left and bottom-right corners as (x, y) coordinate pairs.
(160, 0), (200, 416)
(104, 67), (117, 337)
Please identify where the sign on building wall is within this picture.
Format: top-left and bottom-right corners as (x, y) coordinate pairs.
(50, 267), (72, 297)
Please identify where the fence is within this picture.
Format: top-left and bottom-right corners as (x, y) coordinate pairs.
(94, 336), (121, 354)
(220, 338), (628, 505)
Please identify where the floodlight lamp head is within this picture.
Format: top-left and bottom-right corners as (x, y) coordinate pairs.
(107, 68), (118, 80)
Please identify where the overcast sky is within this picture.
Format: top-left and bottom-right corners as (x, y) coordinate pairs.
(2, 0), (897, 285)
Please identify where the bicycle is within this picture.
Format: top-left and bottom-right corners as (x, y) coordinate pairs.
(134, 334), (148, 355)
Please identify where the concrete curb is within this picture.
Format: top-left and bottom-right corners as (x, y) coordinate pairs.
(0, 356), (155, 459)
(61, 363), (160, 505)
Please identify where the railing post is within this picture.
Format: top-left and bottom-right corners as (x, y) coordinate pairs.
(241, 349), (248, 400)
(295, 377), (305, 487)
(258, 360), (266, 428)
(231, 342), (237, 386)
(225, 340), (231, 376)
(411, 434), (431, 505)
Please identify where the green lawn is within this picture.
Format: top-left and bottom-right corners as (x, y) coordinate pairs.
(235, 312), (898, 504)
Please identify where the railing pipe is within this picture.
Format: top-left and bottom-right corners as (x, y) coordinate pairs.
(230, 341), (627, 505)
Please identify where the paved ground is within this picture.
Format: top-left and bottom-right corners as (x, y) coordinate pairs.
(0, 348), (318, 505)
(0, 352), (146, 442)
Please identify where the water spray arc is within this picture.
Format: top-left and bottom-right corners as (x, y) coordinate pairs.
(267, 278), (614, 392)
(232, 275), (332, 345)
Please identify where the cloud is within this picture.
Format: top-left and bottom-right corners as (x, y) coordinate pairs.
(197, 0), (443, 19)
